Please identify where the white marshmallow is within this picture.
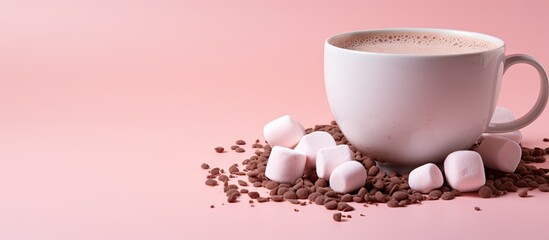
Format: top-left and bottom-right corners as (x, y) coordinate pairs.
(329, 161), (367, 193)
(316, 145), (352, 180)
(444, 150), (486, 192)
(263, 115), (304, 148)
(475, 136), (521, 173)
(482, 131), (522, 144)
(482, 107), (522, 144)
(265, 146), (306, 183)
(294, 131), (337, 170)
(490, 106), (515, 123)
(408, 163), (444, 193)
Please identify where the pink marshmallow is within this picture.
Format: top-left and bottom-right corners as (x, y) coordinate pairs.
(316, 145), (352, 180)
(265, 146), (306, 183)
(408, 163), (444, 193)
(329, 161), (367, 193)
(475, 136), (521, 173)
(263, 115), (304, 148)
(294, 131), (336, 170)
(444, 150), (486, 192)
(483, 107), (522, 144)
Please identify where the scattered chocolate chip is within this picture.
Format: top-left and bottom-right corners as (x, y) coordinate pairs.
(296, 188), (309, 199)
(324, 200), (338, 210)
(248, 191), (260, 199)
(387, 199), (399, 208)
(474, 206), (481, 211)
(210, 205), (214, 208)
(271, 195), (284, 202)
(205, 179), (217, 186)
(214, 146), (224, 153)
(210, 168), (220, 175)
(441, 192), (455, 200)
(204, 122), (549, 221)
(392, 191), (408, 201)
(234, 180), (246, 187)
(294, 208), (299, 212)
(360, 214), (365, 217)
(518, 189), (528, 197)
(236, 140), (246, 145)
(543, 138), (549, 142)
(478, 186), (492, 198)
(428, 190), (443, 200)
(235, 148), (246, 153)
(333, 212), (342, 222)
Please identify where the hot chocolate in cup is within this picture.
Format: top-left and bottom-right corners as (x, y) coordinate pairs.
(324, 28), (548, 172)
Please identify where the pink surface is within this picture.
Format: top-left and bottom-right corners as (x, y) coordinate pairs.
(1, 0), (548, 239)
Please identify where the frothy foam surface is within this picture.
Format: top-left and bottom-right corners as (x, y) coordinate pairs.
(331, 32), (499, 55)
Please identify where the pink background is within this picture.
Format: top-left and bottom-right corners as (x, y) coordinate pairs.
(1, 0), (548, 239)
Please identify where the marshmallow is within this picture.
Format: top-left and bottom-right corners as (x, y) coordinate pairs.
(482, 131), (522, 144)
(316, 145), (352, 180)
(475, 136), (521, 173)
(408, 163), (444, 193)
(482, 107), (522, 144)
(490, 106), (515, 123)
(263, 115), (305, 148)
(294, 131), (337, 169)
(444, 150), (486, 192)
(265, 146), (306, 183)
(329, 161), (367, 193)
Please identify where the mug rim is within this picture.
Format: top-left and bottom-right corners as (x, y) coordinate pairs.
(326, 28), (505, 57)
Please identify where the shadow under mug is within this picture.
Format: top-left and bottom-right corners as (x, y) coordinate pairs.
(324, 28), (548, 171)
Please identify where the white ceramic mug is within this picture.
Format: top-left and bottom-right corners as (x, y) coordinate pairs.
(324, 28), (548, 170)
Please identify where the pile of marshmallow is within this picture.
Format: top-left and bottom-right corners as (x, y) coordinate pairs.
(264, 107), (523, 194)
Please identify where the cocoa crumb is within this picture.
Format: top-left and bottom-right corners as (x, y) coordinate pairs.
(214, 146), (224, 153)
(518, 189), (528, 198)
(333, 213), (342, 222)
(235, 147), (245, 153)
(474, 206), (481, 211)
(201, 163), (210, 169)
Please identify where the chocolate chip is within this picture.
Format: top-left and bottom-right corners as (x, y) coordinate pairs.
(440, 192), (455, 200)
(205, 179), (217, 186)
(478, 186), (492, 198)
(340, 194), (353, 202)
(314, 195), (325, 205)
(236, 140), (246, 145)
(387, 199), (399, 208)
(283, 191), (298, 200)
(210, 168), (220, 175)
(214, 146), (224, 153)
(392, 191), (408, 201)
(315, 178), (328, 187)
(201, 163), (210, 169)
(428, 190), (442, 200)
(235, 147), (245, 153)
(248, 191), (260, 199)
(324, 200), (338, 210)
(474, 206), (481, 211)
(237, 180), (248, 186)
(231, 145), (239, 150)
(296, 188), (309, 199)
(518, 189), (528, 197)
(543, 138), (549, 142)
(271, 195), (284, 202)
(333, 212), (342, 222)
(264, 181), (279, 190)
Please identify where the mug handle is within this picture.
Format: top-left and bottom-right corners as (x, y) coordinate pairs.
(485, 54), (549, 133)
